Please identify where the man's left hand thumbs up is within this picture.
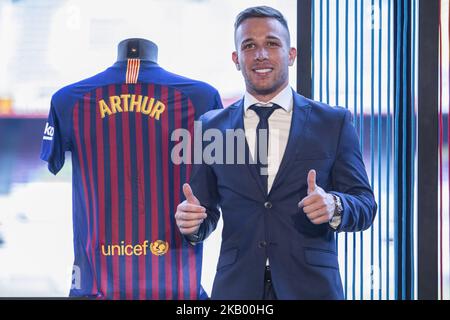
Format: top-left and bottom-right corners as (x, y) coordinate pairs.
(307, 169), (317, 195)
(298, 169), (335, 225)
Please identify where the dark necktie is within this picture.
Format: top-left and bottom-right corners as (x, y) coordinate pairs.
(249, 104), (282, 193)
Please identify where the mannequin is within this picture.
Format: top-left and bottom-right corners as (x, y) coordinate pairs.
(117, 38), (158, 63)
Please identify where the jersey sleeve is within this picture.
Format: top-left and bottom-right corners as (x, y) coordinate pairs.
(192, 88), (223, 121)
(40, 98), (71, 175)
(212, 90), (223, 110)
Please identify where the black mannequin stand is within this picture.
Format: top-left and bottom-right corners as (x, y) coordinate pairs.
(117, 38), (158, 63)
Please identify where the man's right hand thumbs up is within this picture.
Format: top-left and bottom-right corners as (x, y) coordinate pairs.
(175, 183), (207, 236)
(183, 183), (200, 206)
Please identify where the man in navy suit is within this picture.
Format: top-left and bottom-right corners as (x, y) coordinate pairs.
(175, 6), (377, 300)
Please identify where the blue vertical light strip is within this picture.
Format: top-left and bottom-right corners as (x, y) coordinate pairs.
(325, 0), (330, 104)
(320, 0), (323, 101)
(410, 0), (416, 300)
(344, 0), (349, 300)
(386, 0), (392, 300)
(312, 0), (315, 98)
(360, 0), (365, 300)
(401, 0), (408, 300)
(336, 0), (340, 107)
(370, 0), (376, 301)
(335, 0), (340, 255)
(394, 0), (401, 300)
(309, 0), (404, 300)
(353, 0), (358, 300)
(377, 0), (383, 301)
(326, 0), (330, 104)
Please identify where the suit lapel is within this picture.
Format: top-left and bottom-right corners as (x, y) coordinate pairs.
(270, 92), (311, 195)
(228, 100), (267, 197)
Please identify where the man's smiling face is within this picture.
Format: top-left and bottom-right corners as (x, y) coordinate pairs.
(232, 17), (296, 101)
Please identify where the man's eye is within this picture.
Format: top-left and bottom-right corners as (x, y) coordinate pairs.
(243, 43), (255, 50)
(267, 42), (279, 47)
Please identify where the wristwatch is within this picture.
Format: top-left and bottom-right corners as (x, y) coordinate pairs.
(329, 194), (343, 229)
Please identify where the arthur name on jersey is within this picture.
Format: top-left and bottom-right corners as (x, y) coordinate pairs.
(99, 94), (166, 120)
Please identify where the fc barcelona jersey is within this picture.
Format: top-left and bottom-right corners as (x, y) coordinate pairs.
(40, 59), (223, 299)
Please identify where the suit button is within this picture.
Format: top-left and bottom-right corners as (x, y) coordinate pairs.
(258, 241), (267, 248)
(264, 202), (272, 209)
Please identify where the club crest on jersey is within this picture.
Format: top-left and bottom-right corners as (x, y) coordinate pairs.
(150, 240), (169, 256)
(98, 94), (166, 120)
(43, 122), (54, 141)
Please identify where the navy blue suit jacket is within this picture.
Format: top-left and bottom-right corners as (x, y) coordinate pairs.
(189, 91), (377, 300)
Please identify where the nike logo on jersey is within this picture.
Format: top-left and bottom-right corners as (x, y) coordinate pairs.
(43, 122), (54, 140)
(98, 94), (166, 120)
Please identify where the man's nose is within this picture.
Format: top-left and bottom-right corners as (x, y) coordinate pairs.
(254, 47), (269, 61)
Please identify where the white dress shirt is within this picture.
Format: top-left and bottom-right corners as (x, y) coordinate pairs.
(243, 84), (293, 193)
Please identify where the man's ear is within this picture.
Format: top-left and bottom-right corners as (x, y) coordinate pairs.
(232, 51), (240, 70)
(288, 47), (297, 66)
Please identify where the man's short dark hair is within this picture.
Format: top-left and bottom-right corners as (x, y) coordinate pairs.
(234, 6), (291, 40)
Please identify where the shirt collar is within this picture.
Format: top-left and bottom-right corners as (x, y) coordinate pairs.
(243, 85), (293, 113)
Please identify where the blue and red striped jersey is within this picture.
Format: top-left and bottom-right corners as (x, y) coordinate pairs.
(40, 59), (222, 299)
